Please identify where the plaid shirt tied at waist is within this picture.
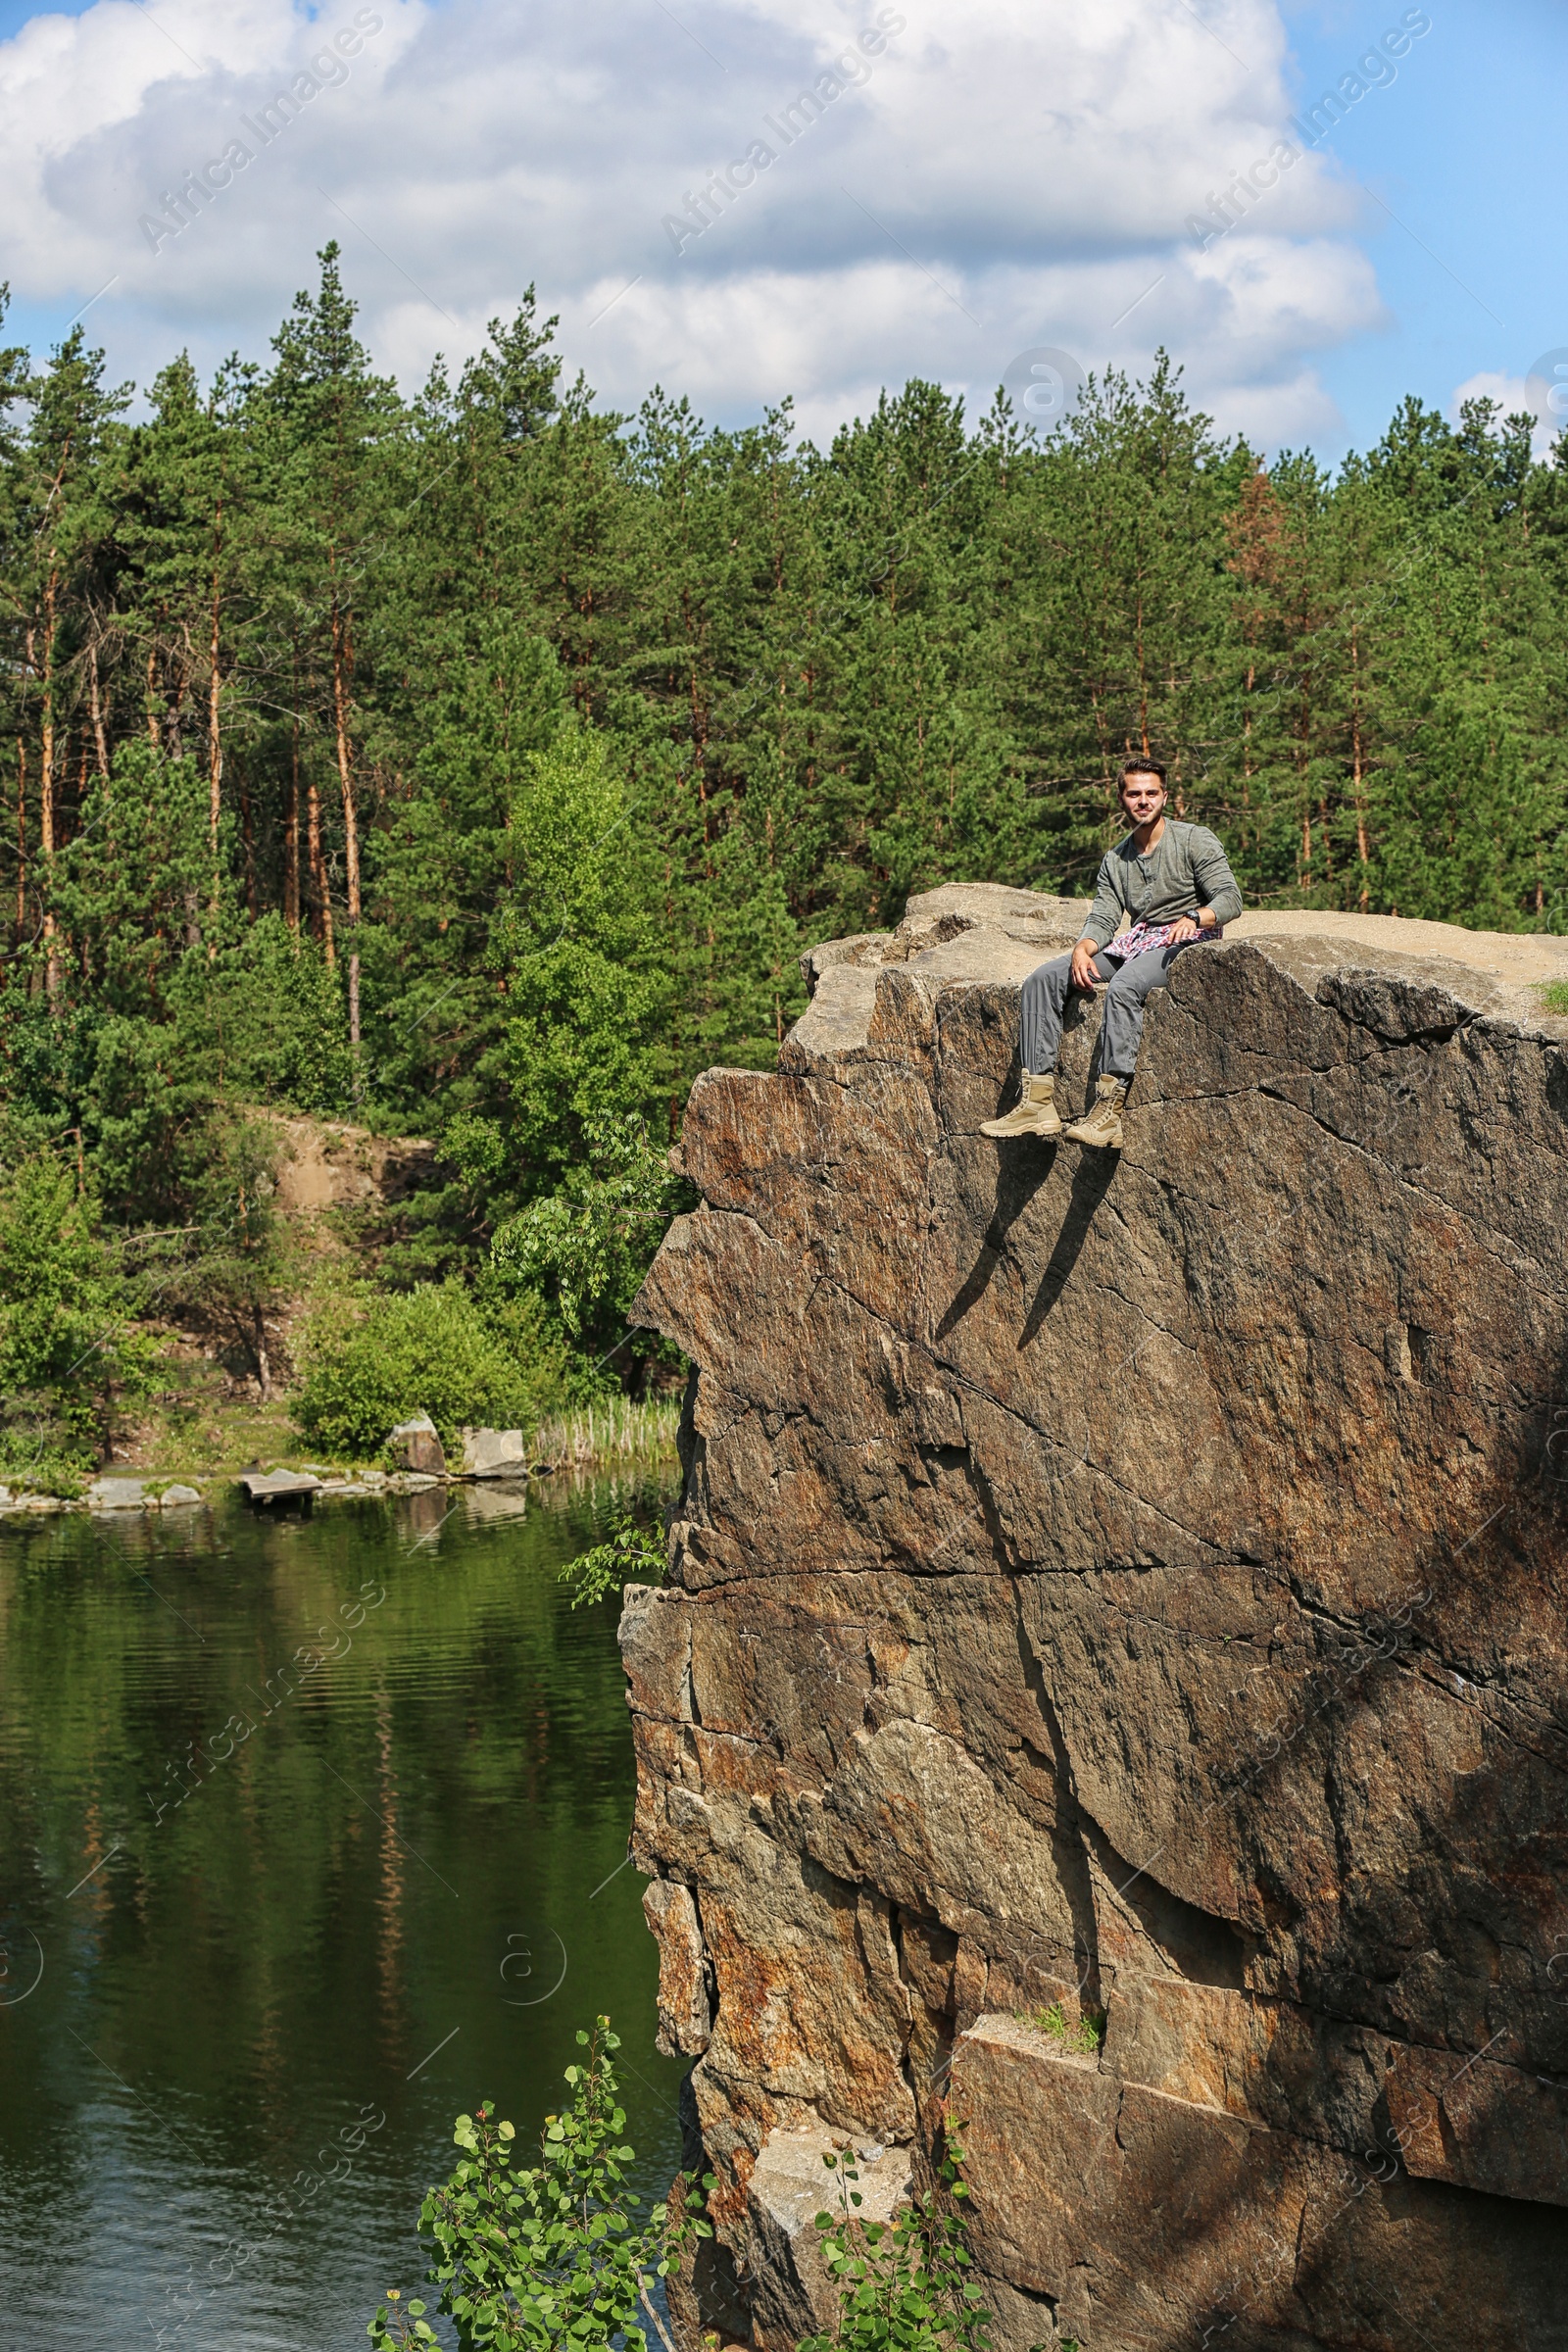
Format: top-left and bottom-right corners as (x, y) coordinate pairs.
(1111, 918), (1226, 960)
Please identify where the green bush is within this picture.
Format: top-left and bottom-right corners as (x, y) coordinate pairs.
(369, 2018), (707, 2352)
(294, 1282), (566, 1458)
(0, 1150), (160, 1477)
(157, 1111), (296, 1397)
(802, 2137), (991, 2352)
(371, 2016), (997, 2352)
(488, 1112), (692, 1374)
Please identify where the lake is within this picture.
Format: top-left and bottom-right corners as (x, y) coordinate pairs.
(0, 1476), (686, 2349)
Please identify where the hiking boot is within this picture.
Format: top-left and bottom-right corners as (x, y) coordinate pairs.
(980, 1070), (1062, 1141)
(1063, 1077), (1128, 1150)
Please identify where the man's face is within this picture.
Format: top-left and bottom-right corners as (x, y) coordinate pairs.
(1120, 770), (1166, 825)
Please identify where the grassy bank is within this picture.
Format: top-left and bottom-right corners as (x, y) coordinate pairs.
(90, 1389), (682, 1491)
(0, 1109), (687, 1497)
(531, 1394), (682, 1475)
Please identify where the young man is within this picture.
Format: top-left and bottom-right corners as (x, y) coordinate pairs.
(983, 759), (1244, 1150)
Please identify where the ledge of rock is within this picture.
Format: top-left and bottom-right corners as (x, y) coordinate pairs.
(622, 884), (1568, 2352)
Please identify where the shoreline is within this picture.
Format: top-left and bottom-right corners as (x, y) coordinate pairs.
(0, 1402), (681, 1516)
(0, 1461), (677, 1516)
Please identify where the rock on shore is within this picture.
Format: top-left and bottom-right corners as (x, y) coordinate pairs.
(622, 885), (1568, 2352)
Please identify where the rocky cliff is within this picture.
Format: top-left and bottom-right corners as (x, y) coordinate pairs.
(621, 884), (1568, 2352)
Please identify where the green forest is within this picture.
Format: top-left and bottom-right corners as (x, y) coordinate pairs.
(2, 243), (1565, 1473)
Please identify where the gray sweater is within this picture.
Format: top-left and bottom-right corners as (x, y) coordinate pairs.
(1081, 819), (1244, 950)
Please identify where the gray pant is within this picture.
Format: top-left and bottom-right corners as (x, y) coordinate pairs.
(1019, 943), (1200, 1083)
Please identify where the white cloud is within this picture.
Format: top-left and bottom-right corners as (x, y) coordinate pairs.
(0, 0), (1389, 449)
(1449, 368), (1563, 461)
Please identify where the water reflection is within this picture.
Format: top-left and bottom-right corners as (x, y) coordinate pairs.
(0, 1476), (684, 2349)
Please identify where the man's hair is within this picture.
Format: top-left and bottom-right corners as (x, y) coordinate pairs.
(1118, 757), (1167, 793)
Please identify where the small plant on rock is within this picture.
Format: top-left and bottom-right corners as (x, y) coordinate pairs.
(1018, 2002), (1104, 2056)
(799, 2132), (992, 2352)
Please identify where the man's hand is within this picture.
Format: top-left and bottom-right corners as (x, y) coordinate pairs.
(1070, 938), (1102, 992)
(1167, 913), (1201, 944)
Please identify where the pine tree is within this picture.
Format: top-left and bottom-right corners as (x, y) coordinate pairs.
(260, 243), (401, 1079)
(0, 259), (1564, 1396)
(1, 325), (131, 992)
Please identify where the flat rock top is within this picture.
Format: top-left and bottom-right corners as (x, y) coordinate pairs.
(795, 883), (1568, 1056)
(240, 1470), (321, 1498)
(960, 2008), (1101, 2073)
(901, 882), (1568, 987)
(1226, 905), (1568, 989)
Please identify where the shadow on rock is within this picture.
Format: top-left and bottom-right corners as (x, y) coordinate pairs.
(1018, 1151), (1120, 1347)
(935, 1143), (1059, 1339)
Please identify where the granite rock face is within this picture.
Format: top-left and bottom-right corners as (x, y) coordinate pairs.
(622, 885), (1568, 2352)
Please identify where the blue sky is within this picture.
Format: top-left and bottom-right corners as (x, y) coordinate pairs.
(0, 0), (1555, 465)
(1276, 0), (1568, 457)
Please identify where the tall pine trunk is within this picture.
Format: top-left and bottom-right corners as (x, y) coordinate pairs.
(285, 658), (301, 931)
(208, 501), (223, 931)
(14, 739), (25, 944)
(307, 773), (333, 962)
(330, 581), (362, 1089)
(88, 638), (110, 778)
(253, 1302), (272, 1400)
(39, 575), (59, 1000)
